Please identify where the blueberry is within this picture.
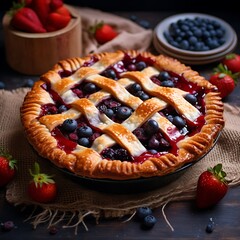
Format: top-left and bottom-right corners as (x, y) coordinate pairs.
(180, 40), (190, 50)
(138, 19), (150, 29)
(62, 119), (77, 132)
(116, 106), (132, 120)
(145, 119), (159, 135)
(133, 128), (148, 141)
(1, 221), (15, 231)
(130, 83), (142, 93)
(189, 36), (198, 45)
(193, 28), (202, 37)
(148, 137), (160, 150)
(165, 16), (225, 52)
(23, 78), (34, 88)
(136, 91), (150, 100)
(181, 24), (189, 31)
(58, 105), (68, 113)
(158, 71), (170, 81)
(0, 81), (6, 89)
(135, 61), (147, 71)
(104, 69), (117, 80)
(142, 215), (157, 229)
(161, 80), (174, 87)
(136, 207), (152, 220)
(77, 126), (93, 138)
(184, 94), (197, 105)
(78, 137), (90, 147)
(172, 116), (186, 129)
(83, 82), (98, 93)
(130, 15), (138, 22)
(104, 108), (114, 118)
(206, 219), (214, 233)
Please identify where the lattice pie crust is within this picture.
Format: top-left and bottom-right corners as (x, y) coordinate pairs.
(20, 50), (224, 180)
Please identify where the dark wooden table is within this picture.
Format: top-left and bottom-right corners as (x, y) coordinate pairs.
(1, 9), (240, 240)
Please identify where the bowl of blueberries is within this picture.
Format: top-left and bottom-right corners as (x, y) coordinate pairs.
(153, 13), (237, 65)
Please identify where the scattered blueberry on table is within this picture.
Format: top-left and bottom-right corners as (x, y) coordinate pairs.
(136, 206), (153, 220)
(141, 215), (157, 230)
(136, 207), (157, 230)
(205, 218), (214, 233)
(22, 78), (35, 88)
(164, 17), (226, 51)
(129, 15), (151, 29)
(0, 81), (5, 89)
(1, 221), (15, 232)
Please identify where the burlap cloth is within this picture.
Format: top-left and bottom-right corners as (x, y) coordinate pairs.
(76, 7), (153, 55)
(1, 7), (240, 233)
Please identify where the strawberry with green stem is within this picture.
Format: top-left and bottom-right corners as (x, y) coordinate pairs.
(89, 21), (118, 44)
(9, 2), (47, 33)
(196, 163), (229, 209)
(222, 53), (240, 73)
(28, 162), (57, 203)
(0, 149), (17, 187)
(209, 63), (238, 99)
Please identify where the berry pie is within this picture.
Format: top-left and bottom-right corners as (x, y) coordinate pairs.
(20, 50), (224, 180)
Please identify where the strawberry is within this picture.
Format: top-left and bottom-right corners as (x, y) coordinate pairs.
(0, 149), (17, 187)
(28, 162), (57, 203)
(45, 12), (71, 32)
(10, 7), (47, 33)
(222, 53), (240, 73)
(31, 0), (51, 26)
(89, 21), (118, 44)
(54, 5), (71, 17)
(196, 163), (228, 209)
(50, 0), (63, 11)
(209, 63), (238, 99)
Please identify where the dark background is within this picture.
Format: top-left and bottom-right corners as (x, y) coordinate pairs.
(1, 0), (239, 12)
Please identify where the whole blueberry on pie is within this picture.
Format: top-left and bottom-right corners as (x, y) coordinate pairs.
(20, 50), (224, 180)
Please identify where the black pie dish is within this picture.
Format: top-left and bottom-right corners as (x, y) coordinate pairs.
(53, 132), (221, 194)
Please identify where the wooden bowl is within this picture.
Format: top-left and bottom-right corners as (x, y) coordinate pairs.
(2, 5), (82, 75)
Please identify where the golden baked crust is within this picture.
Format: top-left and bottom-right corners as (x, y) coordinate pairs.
(20, 50), (224, 180)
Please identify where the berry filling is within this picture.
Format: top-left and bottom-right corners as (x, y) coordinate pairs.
(52, 116), (102, 153)
(39, 53), (208, 163)
(97, 98), (133, 123)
